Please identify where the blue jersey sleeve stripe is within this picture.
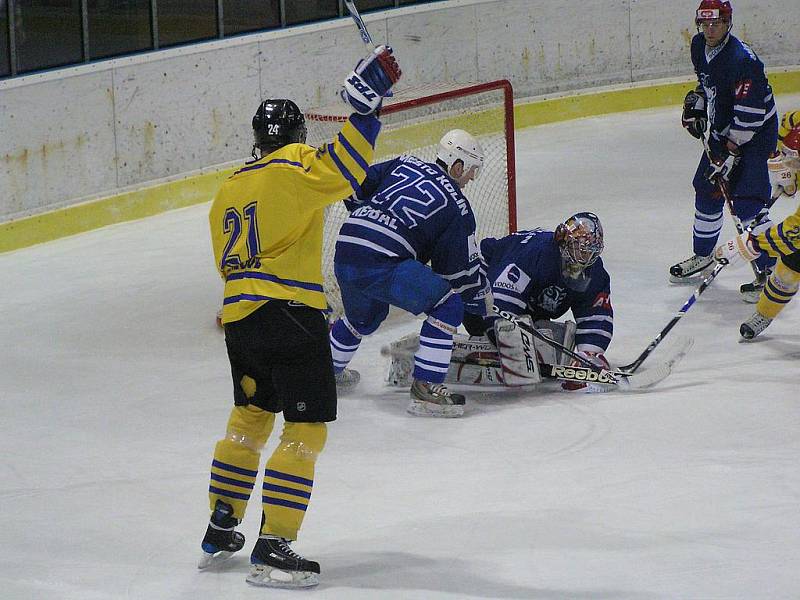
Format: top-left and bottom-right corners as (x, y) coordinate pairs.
(338, 132), (370, 173)
(347, 113), (381, 146)
(764, 227), (783, 257)
(234, 158), (310, 176)
(327, 143), (361, 192)
(225, 271), (324, 292)
(776, 222), (800, 254)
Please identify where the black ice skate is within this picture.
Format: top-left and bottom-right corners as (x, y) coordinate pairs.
(740, 311), (772, 340)
(739, 269), (769, 304)
(669, 254), (714, 283)
(407, 379), (466, 418)
(198, 500), (245, 570)
(334, 368), (360, 393)
(246, 535), (320, 588)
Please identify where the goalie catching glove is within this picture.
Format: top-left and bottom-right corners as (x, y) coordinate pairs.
(681, 86), (707, 140)
(341, 45), (401, 115)
(713, 231), (761, 265)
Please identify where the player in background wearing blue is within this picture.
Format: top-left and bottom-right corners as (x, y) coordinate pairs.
(328, 129), (491, 418)
(671, 0), (778, 303)
(461, 213), (613, 391)
(199, 46), (400, 588)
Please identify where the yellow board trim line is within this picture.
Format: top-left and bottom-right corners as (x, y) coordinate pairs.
(3, 70), (800, 254)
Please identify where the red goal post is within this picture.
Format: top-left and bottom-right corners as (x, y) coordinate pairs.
(305, 80), (517, 318)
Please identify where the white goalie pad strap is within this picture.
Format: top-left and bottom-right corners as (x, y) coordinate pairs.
(495, 317), (542, 385)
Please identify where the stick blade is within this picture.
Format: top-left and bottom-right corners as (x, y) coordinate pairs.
(619, 335), (694, 390)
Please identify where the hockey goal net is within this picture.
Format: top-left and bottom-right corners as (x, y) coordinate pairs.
(305, 80), (517, 318)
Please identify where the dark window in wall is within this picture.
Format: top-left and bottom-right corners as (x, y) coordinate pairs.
(1, 1), (10, 76)
(158, 0), (217, 48)
(88, 0), (152, 60)
(223, 0), (280, 36)
(356, 0), (394, 11)
(285, 0), (337, 26)
(15, 0), (83, 74)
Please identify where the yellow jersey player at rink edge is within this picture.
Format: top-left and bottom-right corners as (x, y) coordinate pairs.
(714, 125), (800, 339)
(767, 110), (800, 202)
(198, 46), (400, 589)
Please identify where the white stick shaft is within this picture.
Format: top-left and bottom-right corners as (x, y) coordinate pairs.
(344, 0), (373, 46)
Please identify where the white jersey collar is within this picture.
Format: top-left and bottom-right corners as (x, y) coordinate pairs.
(705, 34), (731, 63)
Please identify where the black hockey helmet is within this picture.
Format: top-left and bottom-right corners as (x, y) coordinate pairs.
(252, 99), (307, 156)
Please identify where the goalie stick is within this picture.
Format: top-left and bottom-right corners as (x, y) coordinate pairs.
(619, 260), (726, 373)
(383, 326), (691, 392)
(490, 306), (690, 390)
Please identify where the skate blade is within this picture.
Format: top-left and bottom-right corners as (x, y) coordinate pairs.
(668, 272), (710, 284)
(739, 290), (761, 304)
(407, 399), (464, 418)
(198, 550), (235, 570)
(246, 564), (319, 588)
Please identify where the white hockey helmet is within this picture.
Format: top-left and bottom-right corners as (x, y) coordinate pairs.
(436, 129), (485, 181)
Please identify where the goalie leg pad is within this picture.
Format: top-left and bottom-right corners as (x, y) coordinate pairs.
(531, 319), (576, 365)
(495, 316), (542, 385)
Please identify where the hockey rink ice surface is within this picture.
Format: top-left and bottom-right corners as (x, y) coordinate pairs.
(2, 94), (799, 600)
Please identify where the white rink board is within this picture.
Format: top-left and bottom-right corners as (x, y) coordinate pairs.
(1, 98), (799, 600)
(1, 0), (799, 220)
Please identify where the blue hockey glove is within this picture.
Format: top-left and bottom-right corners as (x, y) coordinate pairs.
(706, 143), (741, 184)
(341, 45), (402, 115)
(463, 283), (493, 318)
(681, 87), (707, 140)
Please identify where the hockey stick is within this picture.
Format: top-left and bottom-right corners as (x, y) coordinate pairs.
(344, 0), (373, 46)
(618, 260), (725, 373)
(381, 332), (689, 391)
(488, 306), (691, 390)
(701, 136), (763, 280)
(344, 0), (393, 97)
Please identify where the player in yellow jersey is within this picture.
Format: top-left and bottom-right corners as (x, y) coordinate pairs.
(714, 126), (800, 338)
(198, 46), (401, 588)
(767, 110), (800, 201)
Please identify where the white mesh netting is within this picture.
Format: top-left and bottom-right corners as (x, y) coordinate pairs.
(305, 81), (516, 318)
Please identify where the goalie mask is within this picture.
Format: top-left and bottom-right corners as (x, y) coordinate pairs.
(252, 99), (307, 158)
(554, 212), (604, 292)
(436, 129), (485, 183)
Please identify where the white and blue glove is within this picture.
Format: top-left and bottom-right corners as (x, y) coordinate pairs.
(463, 283), (493, 318)
(341, 45), (401, 115)
(706, 141), (741, 184)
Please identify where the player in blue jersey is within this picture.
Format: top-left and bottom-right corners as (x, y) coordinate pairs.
(461, 213), (613, 391)
(671, 0), (778, 303)
(328, 129), (490, 417)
